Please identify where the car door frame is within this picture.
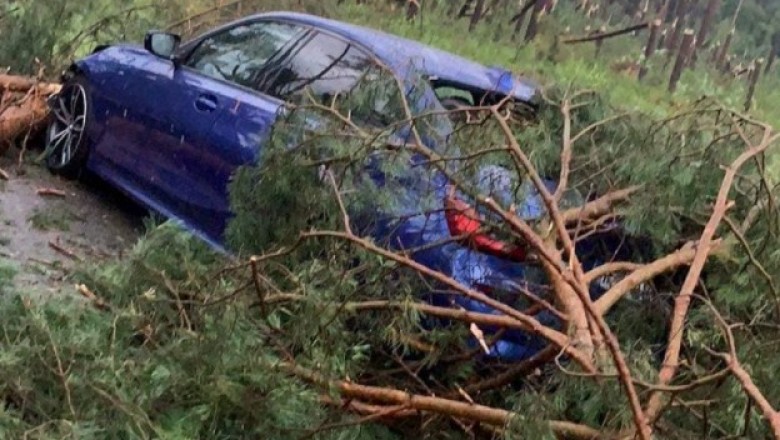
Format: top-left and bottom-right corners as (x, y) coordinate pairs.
(172, 16), (384, 100)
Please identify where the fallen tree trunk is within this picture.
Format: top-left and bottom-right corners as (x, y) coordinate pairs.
(0, 74), (60, 95)
(0, 74), (61, 156)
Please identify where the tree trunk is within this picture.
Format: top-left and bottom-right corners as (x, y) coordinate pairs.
(405, 0), (419, 20)
(594, 25), (607, 57)
(717, 29), (733, 71)
(766, 34), (780, 73)
(524, 0), (545, 42)
(745, 58), (763, 112)
(766, 50), (776, 74)
(0, 75), (60, 156)
(666, 0), (687, 50)
(510, 0), (535, 40)
(469, 0), (486, 31)
(669, 29), (695, 93)
(695, 0), (719, 50)
(639, 19), (662, 80)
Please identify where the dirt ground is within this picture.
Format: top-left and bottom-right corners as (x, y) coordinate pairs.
(0, 145), (144, 294)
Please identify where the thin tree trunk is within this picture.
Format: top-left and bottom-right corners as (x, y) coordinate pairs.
(766, 35), (780, 73)
(510, 0), (535, 40)
(745, 58), (763, 112)
(639, 19), (662, 80)
(669, 29), (695, 93)
(766, 50), (776, 74)
(666, 0), (687, 50)
(469, 0), (486, 31)
(696, 0), (719, 50)
(690, 0), (719, 65)
(524, 0), (544, 42)
(406, 0), (420, 20)
(594, 25), (607, 57)
(717, 29), (733, 71)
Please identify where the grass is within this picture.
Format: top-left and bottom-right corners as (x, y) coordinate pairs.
(328, 3), (773, 117)
(321, 1), (780, 176)
(27, 204), (78, 232)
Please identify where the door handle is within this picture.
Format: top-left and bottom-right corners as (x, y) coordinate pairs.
(195, 94), (218, 113)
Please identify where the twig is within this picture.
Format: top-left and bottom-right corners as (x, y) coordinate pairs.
(48, 239), (82, 261)
(701, 296), (780, 438)
(303, 230), (596, 374)
(36, 187), (68, 197)
(75, 284), (110, 311)
(722, 216), (780, 318)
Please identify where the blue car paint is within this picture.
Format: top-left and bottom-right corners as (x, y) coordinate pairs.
(69, 12), (624, 361)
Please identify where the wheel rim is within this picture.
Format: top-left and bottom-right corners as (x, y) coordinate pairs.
(46, 83), (87, 168)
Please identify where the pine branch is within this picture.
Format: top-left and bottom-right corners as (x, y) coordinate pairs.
(643, 123), (780, 430)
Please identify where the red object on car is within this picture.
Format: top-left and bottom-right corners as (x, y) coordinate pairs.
(444, 189), (527, 262)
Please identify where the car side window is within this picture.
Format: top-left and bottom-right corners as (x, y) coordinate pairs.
(255, 31), (376, 101)
(184, 21), (304, 89)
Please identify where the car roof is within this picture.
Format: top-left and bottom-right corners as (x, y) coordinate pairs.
(245, 11), (539, 102)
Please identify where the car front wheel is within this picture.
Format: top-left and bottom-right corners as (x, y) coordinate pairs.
(45, 76), (91, 178)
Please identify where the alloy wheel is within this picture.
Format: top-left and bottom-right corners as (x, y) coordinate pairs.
(46, 83), (88, 169)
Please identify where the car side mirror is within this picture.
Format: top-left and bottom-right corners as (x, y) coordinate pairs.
(144, 31), (181, 61)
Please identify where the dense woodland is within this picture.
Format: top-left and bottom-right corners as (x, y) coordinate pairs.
(3, 0), (780, 438)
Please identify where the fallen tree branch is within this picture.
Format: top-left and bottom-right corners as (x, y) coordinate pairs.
(593, 242), (708, 314)
(0, 74), (61, 95)
(563, 22), (650, 44)
(76, 284), (111, 311)
(302, 230), (596, 373)
(346, 300), (565, 333)
(644, 127), (780, 428)
(48, 239), (81, 261)
(702, 296), (780, 438)
(561, 186), (642, 224)
(279, 362), (609, 438)
(36, 187), (68, 198)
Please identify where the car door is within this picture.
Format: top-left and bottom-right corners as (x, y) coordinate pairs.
(174, 22), (379, 244)
(103, 21), (309, 245)
(148, 20), (313, 243)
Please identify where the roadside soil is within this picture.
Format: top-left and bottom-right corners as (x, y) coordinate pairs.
(0, 145), (144, 294)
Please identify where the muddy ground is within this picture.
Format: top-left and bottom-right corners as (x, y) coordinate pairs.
(0, 145), (144, 294)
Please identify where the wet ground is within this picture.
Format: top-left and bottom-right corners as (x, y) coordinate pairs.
(0, 145), (145, 294)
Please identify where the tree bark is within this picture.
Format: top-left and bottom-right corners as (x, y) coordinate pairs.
(639, 19), (662, 80)
(510, 0), (535, 40)
(744, 58), (763, 112)
(695, 0), (719, 50)
(283, 362), (609, 438)
(0, 75), (60, 155)
(668, 29), (695, 93)
(0, 75), (60, 95)
(405, 0), (419, 20)
(524, 0), (544, 42)
(469, 0), (486, 31)
(716, 29), (733, 71)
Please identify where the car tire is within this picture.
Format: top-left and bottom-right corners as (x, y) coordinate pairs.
(44, 75), (92, 179)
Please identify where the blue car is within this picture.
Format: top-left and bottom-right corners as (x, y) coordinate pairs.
(44, 11), (636, 360)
